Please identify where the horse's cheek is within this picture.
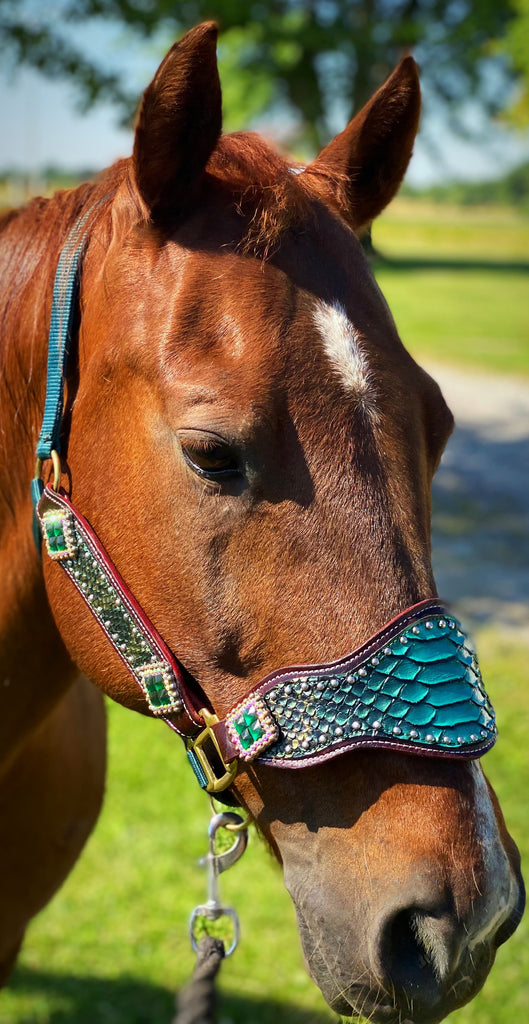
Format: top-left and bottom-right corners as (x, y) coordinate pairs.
(42, 556), (149, 714)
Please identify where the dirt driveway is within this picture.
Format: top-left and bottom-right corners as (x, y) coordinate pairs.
(424, 362), (529, 641)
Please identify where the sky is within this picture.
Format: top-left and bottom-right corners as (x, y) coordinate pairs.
(1, 25), (529, 186)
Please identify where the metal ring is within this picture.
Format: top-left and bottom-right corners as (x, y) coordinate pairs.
(35, 452), (61, 492)
(189, 905), (240, 958)
(208, 796), (252, 832)
(50, 450), (61, 491)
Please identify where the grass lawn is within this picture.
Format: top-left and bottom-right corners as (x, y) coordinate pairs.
(2, 630), (527, 1024)
(373, 201), (529, 377)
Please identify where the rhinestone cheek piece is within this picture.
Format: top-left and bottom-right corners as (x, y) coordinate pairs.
(42, 509), (77, 561)
(226, 697), (279, 762)
(138, 661), (184, 717)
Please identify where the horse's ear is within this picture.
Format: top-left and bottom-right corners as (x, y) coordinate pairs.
(132, 22), (221, 221)
(307, 57), (420, 231)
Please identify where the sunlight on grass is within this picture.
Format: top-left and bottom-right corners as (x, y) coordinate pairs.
(373, 201), (529, 377)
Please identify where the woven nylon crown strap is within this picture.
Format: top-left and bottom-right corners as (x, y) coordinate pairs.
(36, 206), (99, 461)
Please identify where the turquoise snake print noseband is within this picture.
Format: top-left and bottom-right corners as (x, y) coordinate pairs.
(213, 601), (496, 770)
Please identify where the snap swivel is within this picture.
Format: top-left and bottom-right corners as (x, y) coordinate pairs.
(189, 811), (248, 958)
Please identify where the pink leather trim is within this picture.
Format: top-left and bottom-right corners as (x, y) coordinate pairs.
(257, 733), (495, 768)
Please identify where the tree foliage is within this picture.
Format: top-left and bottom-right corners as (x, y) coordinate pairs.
(497, 0), (529, 125)
(0, 0), (521, 149)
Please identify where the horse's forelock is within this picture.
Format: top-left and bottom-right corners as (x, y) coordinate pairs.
(204, 132), (348, 260)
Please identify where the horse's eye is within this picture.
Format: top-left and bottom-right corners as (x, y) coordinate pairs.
(180, 435), (240, 480)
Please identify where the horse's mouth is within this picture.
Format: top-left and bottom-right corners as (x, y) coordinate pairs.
(296, 905), (493, 1024)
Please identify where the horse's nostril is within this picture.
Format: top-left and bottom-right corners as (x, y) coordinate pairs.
(380, 907), (458, 1002)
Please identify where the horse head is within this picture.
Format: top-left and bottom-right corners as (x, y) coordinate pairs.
(39, 24), (523, 1024)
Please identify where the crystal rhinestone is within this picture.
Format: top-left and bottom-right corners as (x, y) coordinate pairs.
(438, 619), (446, 628)
(470, 734), (478, 742)
(284, 685), (291, 695)
(425, 620), (433, 629)
(442, 736), (452, 744)
(330, 678), (339, 689)
(371, 657), (380, 666)
(317, 681), (325, 691)
(301, 740), (310, 750)
(383, 647), (392, 656)
(104, 620), (111, 628)
(319, 734), (327, 743)
(335, 726), (343, 737)
(120, 643), (127, 651)
(358, 668), (367, 678)
(412, 625), (420, 634)
(410, 729), (419, 739)
(425, 734), (434, 742)
(457, 736), (464, 744)
(284, 744), (292, 754)
(392, 726), (402, 735)
(481, 730), (488, 738)
(346, 674), (355, 683)
(448, 621), (455, 629)
(372, 720), (381, 730)
(352, 721), (361, 730)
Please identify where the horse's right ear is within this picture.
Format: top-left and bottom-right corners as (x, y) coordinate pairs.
(132, 22), (221, 222)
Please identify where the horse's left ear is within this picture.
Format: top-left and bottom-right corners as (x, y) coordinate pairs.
(307, 57), (420, 231)
(132, 22), (222, 222)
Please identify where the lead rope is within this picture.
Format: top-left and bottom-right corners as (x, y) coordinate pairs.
(173, 811), (249, 1024)
(172, 936), (225, 1024)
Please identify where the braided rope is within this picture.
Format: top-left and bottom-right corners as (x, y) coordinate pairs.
(172, 937), (225, 1024)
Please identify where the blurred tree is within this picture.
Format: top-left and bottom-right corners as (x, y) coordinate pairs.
(0, 0), (520, 150)
(496, 0), (529, 126)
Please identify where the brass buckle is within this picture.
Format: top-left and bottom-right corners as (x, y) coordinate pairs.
(188, 709), (238, 794)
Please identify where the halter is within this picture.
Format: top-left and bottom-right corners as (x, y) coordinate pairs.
(32, 209), (497, 794)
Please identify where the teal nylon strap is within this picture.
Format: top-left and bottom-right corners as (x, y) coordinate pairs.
(36, 204), (99, 461)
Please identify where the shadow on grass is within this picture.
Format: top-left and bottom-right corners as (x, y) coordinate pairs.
(373, 254), (529, 273)
(6, 965), (338, 1024)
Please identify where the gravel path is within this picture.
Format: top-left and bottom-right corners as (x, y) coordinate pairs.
(424, 362), (529, 641)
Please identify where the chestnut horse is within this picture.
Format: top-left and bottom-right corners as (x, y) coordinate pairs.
(0, 23), (524, 1024)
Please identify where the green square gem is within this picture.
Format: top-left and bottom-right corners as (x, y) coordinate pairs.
(45, 516), (68, 552)
(233, 715), (255, 750)
(145, 675), (170, 708)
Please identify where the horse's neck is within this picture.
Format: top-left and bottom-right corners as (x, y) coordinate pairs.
(0, 188), (99, 753)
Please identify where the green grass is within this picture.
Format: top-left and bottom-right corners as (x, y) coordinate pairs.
(373, 201), (529, 377)
(2, 630), (528, 1024)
